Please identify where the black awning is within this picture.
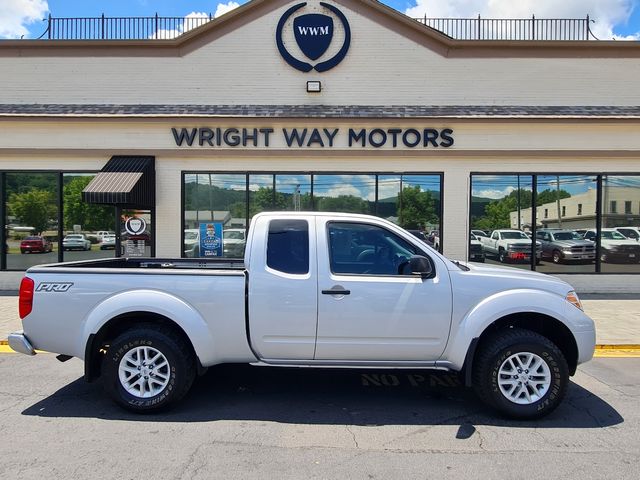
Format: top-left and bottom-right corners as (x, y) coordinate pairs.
(82, 156), (155, 208)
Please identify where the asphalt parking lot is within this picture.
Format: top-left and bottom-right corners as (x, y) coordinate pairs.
(0, 355), (638, 479)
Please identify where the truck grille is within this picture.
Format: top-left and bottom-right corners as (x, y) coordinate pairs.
(571, 245), (595, 253)
(470, 244), (482, 253)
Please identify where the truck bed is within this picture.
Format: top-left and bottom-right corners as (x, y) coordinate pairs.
(27, 257), (246, 273)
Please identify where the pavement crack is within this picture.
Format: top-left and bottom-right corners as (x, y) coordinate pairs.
(174, 441), (213, 480)
(345, 425), (360, 449)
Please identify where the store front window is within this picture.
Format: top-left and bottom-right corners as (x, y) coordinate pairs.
(469, 173), (640, 273)
(5, 173), (59, 270)
(63, 173), (117, 261)
(2, 171), (118, 270)
(182, 172), (443, 258)
(602, 176), (640, 273)
(470, 175), (534, 270)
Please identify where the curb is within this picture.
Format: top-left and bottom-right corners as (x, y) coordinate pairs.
(595, 344), (640, 350)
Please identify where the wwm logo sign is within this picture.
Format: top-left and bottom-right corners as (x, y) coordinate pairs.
(297, 26), (330, 36)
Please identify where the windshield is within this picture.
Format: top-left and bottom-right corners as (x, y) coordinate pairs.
(553, 232), (582, 240)
(225, 231), (245, 240)
(25, 236), (41, 241)
(65, 235), (82, 239)
(501, 232), (529, 240)
(602, 231), (627, 240)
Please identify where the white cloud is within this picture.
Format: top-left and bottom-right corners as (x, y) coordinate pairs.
(151, 11), (211, 39)
(0, 0), (48, 39)
(405, 0), (639, 40)
(214, 2), (241, 18)
(473, 186), (515, 199)
(150, 3), (241, 39)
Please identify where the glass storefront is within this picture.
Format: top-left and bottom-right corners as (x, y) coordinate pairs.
(3, 171), (117, 270)
(182, 172), (443, 258)
(469, 174), (640, 273)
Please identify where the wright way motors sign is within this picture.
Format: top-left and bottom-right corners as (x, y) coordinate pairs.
(171, 127), (455, 149)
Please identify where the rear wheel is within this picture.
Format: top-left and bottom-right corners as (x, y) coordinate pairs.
(473, 328), (569, 419)
(102, 325), (196, 413)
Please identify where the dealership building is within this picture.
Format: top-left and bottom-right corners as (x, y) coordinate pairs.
(0, 0), (639, 292)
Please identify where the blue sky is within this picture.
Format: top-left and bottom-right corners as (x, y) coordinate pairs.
(4, 0), (639, 40)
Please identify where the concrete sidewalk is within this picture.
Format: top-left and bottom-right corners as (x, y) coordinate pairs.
(1, 295), (639, 346)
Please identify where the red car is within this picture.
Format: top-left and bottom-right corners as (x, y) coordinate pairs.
(20, 236), (53, 254)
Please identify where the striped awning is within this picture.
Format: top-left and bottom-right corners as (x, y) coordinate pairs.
(82, 156), (155, 208)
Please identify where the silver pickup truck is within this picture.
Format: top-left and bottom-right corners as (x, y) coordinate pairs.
(10, 212), (595, 418)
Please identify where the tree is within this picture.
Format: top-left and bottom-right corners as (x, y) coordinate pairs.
(398, 185), (437, 229)
(8, 189), (56, 234)
(537, 188), (571, 206)
(63, 176), (115, 231)
(316, 195), (370, 213)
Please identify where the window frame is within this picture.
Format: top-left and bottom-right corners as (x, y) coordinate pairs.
(325, 220), (434, 278)
(265, 218), (310, 275)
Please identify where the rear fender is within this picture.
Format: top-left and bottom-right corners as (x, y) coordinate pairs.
(79, 289), (216, 365)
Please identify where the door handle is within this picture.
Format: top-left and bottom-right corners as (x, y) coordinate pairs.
(322, 288), (350, 295)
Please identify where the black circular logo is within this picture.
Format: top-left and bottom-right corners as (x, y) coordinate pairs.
(276, 2), (351, 72)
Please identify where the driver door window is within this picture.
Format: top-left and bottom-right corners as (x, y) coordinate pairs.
(327, 222), (420, 275)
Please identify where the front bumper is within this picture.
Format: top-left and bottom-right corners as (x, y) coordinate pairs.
(561, 250), (595, 260)
(8, 331), (36, 356)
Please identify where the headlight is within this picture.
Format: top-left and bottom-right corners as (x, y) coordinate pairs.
(565, 291), (583, 311)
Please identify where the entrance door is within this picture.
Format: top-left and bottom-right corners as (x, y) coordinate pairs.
(315, 219), (452, 361)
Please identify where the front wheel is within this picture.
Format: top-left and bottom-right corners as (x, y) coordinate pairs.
(102, 325), (196, 413)
(473, 328), (569, 419)
(552, 250), (562, 264)
(498, 250), (508, 263)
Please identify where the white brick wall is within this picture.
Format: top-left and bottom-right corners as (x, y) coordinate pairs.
(1, 2), (639, 106)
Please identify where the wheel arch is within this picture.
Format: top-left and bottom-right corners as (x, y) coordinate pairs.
(462, 311), (579, 387)
(84, 311), (206, 382)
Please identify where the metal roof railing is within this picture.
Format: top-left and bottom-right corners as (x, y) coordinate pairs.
(416, 15), (597, 41)
(33, 13), (598, 41)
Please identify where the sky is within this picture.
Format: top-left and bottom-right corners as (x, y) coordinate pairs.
(1, 0), (639, 40)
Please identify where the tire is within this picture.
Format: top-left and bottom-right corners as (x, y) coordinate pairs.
(498, 249), (508, 263)
(473, 328), (569, 419)
(102, 325), (196, 413)
(552, 250), (562, 264)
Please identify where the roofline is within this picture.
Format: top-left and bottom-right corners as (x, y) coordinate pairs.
(0, 0), (639, 58)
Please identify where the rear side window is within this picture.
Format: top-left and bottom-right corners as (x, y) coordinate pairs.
(267, 219), (309, 274)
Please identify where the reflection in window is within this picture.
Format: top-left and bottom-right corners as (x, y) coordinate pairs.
(63, 174), (116, 261)
(313, 174), (376, 214)
(183, 173), (247, 258)
(6, 173), (59, 269)
(276, 175), (312, 211)
(470, 175), (534, 269)
(249, 174), (275, 220)
(375, 174), (442, 251)
(534, 175), (596, 273)
(602, 176), (640, 273)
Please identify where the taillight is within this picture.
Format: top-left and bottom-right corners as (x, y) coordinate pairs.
(19, 277), (34, 319)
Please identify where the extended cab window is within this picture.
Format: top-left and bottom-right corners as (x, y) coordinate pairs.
(328, 222), (421, 275)
(267, 220), (309, 274)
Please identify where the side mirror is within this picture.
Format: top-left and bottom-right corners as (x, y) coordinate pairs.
(409, 255), (433, 278)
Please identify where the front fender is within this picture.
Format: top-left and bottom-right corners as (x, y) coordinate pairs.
(441, 289), (594, 370)
(78, 289), (216, 365)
